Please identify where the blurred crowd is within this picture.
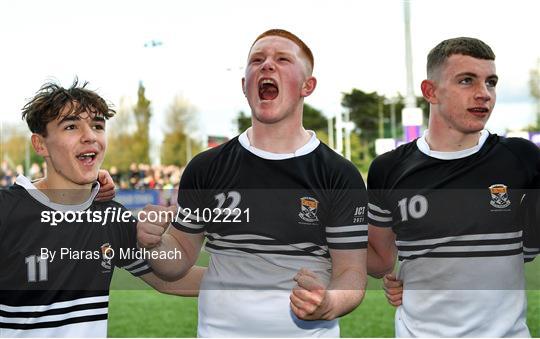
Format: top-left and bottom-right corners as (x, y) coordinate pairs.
(0, 160), (184, 190)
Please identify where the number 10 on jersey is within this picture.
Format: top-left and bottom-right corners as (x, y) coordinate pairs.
(398, 195), (428, 221)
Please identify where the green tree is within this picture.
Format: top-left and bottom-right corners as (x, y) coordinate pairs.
(341, 89), (428, 162)
(303, 103), (327, 131)
(161, 95), (202, 167)
(236, 111), (251, 133)
(0, 124), (40, 170)
(103, 97), (138, 171)
(103, 134), (139, 171)
(132, 82), (151, 164)
(341, 89), (384, 153)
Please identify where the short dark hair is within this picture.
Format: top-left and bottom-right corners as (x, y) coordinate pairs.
(21, 79), (115, 136)
(250, 29), (314, 73)
(427, 37), (495, 78)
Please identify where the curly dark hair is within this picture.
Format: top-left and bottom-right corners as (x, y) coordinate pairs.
(21, 78), (116, 136)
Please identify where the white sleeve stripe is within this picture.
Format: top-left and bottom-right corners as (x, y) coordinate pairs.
(327, 236), (367, 244)
(524, 247), (540, 253)
(368, 211), (393, 223)
(396, 231), (523, 246)
(0, 296), (109, 313)
(0, 308), (108, 324)
(206, 232), (274, 241)
(129, 264), (151, 274)
(122, 259), (145, 270)
(325, 225), (367, 233)
(177, 206), (200, 221)
(399, 243), (522, 257)
(209, 239), (324, 252)
(368, 203), (391, 214)
(174, 219), (205, 229)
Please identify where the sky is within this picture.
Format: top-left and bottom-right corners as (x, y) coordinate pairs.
(1, 0), (540, 148)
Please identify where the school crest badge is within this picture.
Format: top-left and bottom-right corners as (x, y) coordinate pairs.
(489, 184), (511, 209)
(299, 197), (319, 223)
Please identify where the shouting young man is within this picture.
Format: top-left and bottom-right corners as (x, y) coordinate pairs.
(137, 29), (368, 337)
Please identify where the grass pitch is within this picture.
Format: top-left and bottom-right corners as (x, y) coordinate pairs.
(108, 252), (540, 337)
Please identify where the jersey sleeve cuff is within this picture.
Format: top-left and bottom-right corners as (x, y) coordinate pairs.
(121, 259), (153, 277)
(326, 224), (367, 249)
(367, 203), (393, 228)
(171, 220), (205, 234)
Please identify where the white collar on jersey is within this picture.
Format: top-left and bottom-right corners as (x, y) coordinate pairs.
(416, 129), (490, 160)
(15, 174), (100, 211)
(238, 128), (320, 160)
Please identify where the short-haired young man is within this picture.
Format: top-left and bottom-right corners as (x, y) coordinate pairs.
(0, 81), (203, 337)
(137, 29), (368, 337)
(367, 37), (540, 337)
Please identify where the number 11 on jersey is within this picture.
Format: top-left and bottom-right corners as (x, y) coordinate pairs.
(25, 255), (48, 282)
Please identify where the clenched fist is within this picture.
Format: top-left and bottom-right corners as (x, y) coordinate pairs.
(95, 169), (115, 201)
(137, 204), (177, 249)
(290, 268), (332, 320)
(383, 273), (403, 307)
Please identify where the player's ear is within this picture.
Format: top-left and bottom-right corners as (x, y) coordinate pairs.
(301, 76), (317, 98)
(241, 78), (247, 97)
(31, 133), (49, 157)
(421, 79), (438, 104)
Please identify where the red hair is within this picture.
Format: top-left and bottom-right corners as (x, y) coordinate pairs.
(250, 29), (314, 72)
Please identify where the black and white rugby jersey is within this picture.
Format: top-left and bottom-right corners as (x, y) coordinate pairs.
(367, 130), (540, 337)
(0, 175), (151, 338)
(172, 130), (368, 337)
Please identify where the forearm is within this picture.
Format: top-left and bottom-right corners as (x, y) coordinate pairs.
(323, 268), (366, 320)
(367, 243), (395, 278)
(141, 266), (205, 296)
(159, 266), (205, 296)
(145, 233), (196, 280)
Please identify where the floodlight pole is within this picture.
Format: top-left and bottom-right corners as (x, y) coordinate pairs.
(402, 0), (422, 141)
(404, 0), (415, 109)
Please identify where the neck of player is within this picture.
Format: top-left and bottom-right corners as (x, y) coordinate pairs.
(425, 127), (482, 152)
(34, 173), (94, 205)
(426, 117), (483, 152)
(248, 116), (311, 154)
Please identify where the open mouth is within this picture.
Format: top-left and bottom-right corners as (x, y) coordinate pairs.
(467, 107), (489, 119)
(76, 152), (97, 165)
(467, 107), (489, 115)
(258, 78), (279, 101)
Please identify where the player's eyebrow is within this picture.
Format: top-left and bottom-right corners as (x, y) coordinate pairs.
(248, 51), (264, 60)
(57, 115), (80, 125)
(455, 72), (478, 78)
(57, 114), (105, 125)
(455, 72), (498, 80)
(275, 51), (296, 59)
(249, 50), (295, 59)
